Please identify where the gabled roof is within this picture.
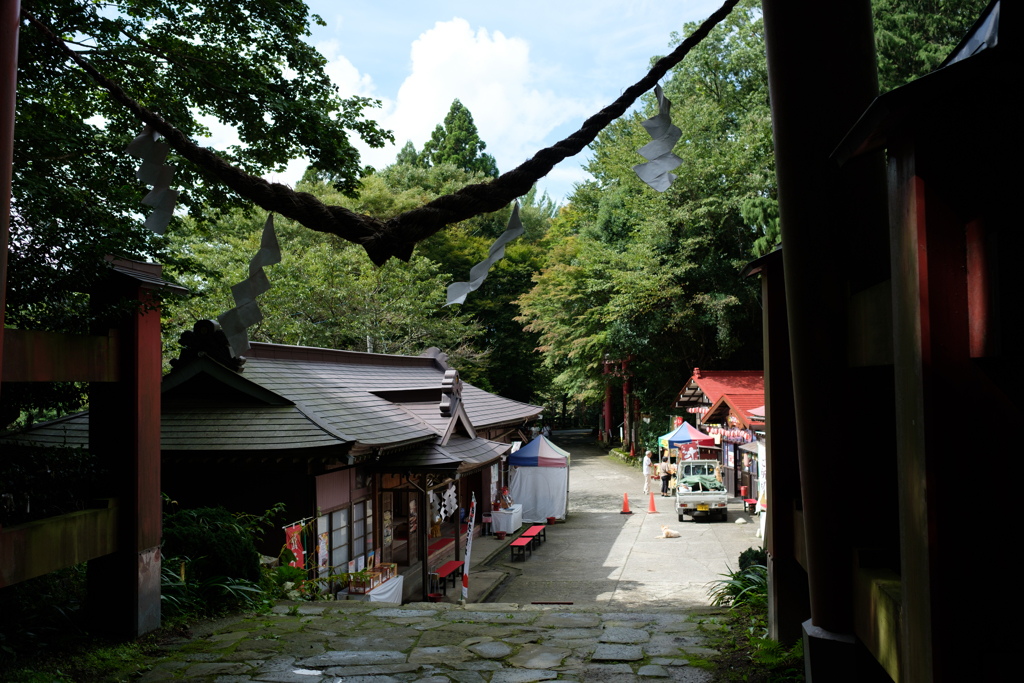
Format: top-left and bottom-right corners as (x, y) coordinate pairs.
(702, 394), (767, 429)
(4, 339), (542, 462)
(671, 368), (764, 409)
(243, 342), (542, 431)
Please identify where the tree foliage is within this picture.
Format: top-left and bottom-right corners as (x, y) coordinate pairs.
(873, 0), (992, 93)
(163, 181), (486, 374)
(5, 0), (390, 423)
(419, 99), (499, 177)
(516, 0), (770, 414)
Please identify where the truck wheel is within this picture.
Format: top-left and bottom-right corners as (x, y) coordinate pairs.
(678, 514), (686, 523)
(720, 511), (728, 522)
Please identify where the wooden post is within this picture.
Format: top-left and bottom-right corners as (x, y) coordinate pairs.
(762, 0), (889, 678)
(0, 0), (20, 399)
(757, 252), (811, 645)
(87, 267), (163, 637)
(420, 474), (429, 602)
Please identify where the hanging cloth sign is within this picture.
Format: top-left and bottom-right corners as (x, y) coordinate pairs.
(462, 492), (477, 600)
(632, 85), (683, 192)
(446, 201), (525, 306)
(285, 524), (305, 568)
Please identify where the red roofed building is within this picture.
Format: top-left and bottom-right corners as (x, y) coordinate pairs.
(670, 368), (764, 497)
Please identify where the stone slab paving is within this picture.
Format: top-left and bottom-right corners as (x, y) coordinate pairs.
(137, 603), (723, 683)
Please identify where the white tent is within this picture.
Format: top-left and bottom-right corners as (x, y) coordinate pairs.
(508, 435), (570, 523)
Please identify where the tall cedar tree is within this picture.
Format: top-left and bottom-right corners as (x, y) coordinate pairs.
(419, 100), (499, 177)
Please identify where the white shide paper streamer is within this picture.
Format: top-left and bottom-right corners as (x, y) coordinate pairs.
(217, 213), (281, 356)
(632, 85), (683, 193)
(125, 125), (179, 235)
(446, 201), (525, 306)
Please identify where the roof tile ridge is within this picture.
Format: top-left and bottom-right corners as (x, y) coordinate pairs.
(290, 401), (357, 445)
(392, 403), (444, 436)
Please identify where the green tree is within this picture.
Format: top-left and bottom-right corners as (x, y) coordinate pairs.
(6, 0), (391, 425)
(419, 100), (499, 177)
(873, 0), (991, 93)
(395, 140), (423, 167)
(517, 0), (769, 415)
(163, 194), (486, 375)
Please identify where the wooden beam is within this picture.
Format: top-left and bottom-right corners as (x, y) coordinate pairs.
(0, 501), (118, 588)
(2, 328), (119, 382)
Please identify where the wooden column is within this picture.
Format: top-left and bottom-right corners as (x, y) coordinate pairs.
(887, 141), (983, 682)
(759, 254), (810, 645)
(762, 0), (887, 640)
(420, 474), (429, 602)
(87, 272), (163, 637)
(0, 0), (20, 398)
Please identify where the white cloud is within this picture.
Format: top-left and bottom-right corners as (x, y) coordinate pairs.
(311, 19), (593, 185)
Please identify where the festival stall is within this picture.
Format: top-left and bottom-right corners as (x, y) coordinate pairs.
(508, 435), (570, 523)
(658, 423), (715, 460)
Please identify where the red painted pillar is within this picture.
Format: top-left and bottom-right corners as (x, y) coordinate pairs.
(88, 264), (163, 637)
(603, 362), (613, 443)
(0, 0), (21, 400)
(622, 358), (631, 452)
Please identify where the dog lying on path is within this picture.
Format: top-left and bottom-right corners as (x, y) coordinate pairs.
(656, 525), (680, 538)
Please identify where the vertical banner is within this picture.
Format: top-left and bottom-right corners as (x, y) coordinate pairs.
(409, 498), (418, 534)
(318, 532), (329, 572)
(285, 524), (305, 568)
(674, 416), (684, 428)
(461, 493), (477, 601)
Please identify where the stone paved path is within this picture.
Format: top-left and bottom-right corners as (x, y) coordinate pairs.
(141, 602), (727, 683)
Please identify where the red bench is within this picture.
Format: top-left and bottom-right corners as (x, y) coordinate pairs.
(521, 525), (547, 548)
(435, 560), (464, 595)
(509, 537), (533, 562)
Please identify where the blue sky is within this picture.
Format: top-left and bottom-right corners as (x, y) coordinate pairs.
(242, 1), (725, 203)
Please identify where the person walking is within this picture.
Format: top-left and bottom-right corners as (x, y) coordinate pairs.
(642, 450), (653, 495)
(659, 454), (673, 496)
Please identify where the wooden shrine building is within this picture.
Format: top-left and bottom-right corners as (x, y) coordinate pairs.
(4, 323), (541, 602)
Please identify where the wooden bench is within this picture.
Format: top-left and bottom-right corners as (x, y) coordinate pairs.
(743, 499), (758, 514)
(521, 525), (547, 548)
(435, 560), (464, 595)
(509, 537), (533, 562)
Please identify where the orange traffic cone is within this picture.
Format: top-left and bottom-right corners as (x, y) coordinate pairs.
(620, 492), (633, 515)
(648, 491), (659, 513)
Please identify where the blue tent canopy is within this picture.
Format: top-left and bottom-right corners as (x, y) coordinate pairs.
(508, 435), (570, 467)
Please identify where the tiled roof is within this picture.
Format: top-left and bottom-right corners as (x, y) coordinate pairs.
(671, 369), (764, 408)
(371, 436), (508, 473)
(4, 342), (542, 457)
(241, 345), (542, 431)
(1, 405), (349, 454)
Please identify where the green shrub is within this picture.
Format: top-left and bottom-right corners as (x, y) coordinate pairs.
(739, 545), (767, 571)
(706, 564), (768, 607)
(273, 565), (307, 586)
(162, 507), (260, 583)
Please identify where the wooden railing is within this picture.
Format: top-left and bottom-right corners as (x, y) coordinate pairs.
(0, 499), (118, 588)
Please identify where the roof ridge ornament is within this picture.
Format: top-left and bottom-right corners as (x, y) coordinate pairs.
(170, 319), (244, 372)
(440, 369), (462, 417)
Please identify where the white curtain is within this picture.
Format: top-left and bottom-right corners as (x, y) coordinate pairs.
(509, 466), (567, 523)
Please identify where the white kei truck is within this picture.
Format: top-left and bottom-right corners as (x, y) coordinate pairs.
(675, 460), (729, 522)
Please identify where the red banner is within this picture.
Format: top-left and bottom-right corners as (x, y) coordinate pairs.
(285, 524), (305, 568)
(674, 416), (684, 428)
